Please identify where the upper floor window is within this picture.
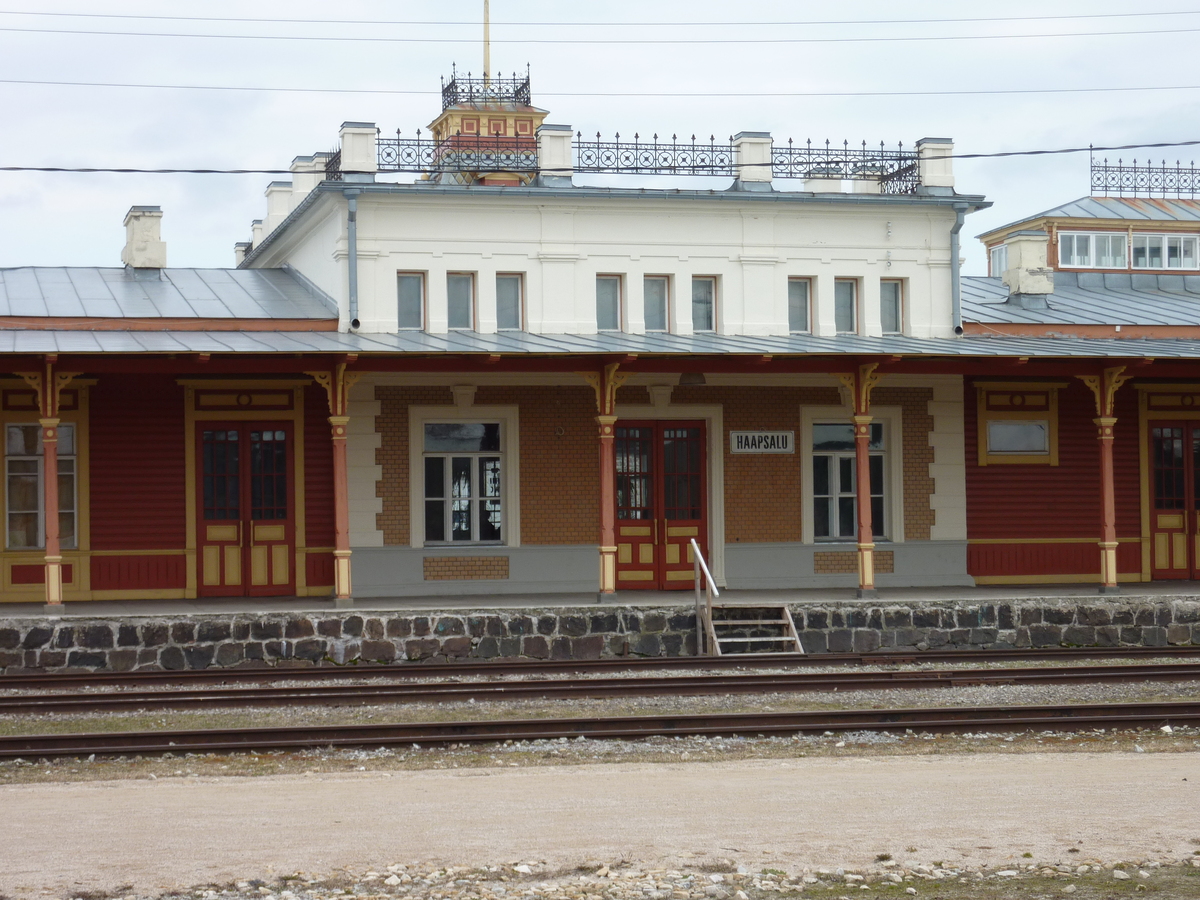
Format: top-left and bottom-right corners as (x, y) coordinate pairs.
(692, 277), (715, 332)
(7, 424), (76, 551)
(834, 279), (857, 334)
(597, 275), (622, 331)
(788, 279), (810, 333)
(496, 274), (523, 330)
(644, 276), (669, 332)
(989, 244), (1008, 277)
(1059, 232), (1126, 269)
(397, 273), (425, 330)
(880, 280), (903, 335)
(447, 273), (475, 330)
(1133, 233), (1198, 270)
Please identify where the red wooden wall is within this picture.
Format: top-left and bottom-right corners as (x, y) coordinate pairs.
(303, 384), (336, 587)
(965, 379), (1142, 578)
(89, 375), (188, 590)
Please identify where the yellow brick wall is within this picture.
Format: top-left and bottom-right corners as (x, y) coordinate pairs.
(873, 387), (936, 541)
(813, 550), (895, 574)
(422, 556), (510, 580)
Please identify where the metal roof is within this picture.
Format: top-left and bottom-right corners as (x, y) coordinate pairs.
(4, 327), (1200, 359)
(963, 272), (1200, 326)
(982, 196), (1200, 238)
(0, 267), (336, 319)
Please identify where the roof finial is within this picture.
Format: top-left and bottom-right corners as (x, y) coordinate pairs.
(483, 0), (491, 87)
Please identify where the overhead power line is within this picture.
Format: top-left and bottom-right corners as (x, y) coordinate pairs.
(0, 9), (1198, 27)
(3, 140), (1198, 176)
(2, 24), (1200, 44)
(5, 77), (1200, 100)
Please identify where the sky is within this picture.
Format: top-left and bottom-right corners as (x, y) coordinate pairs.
(2, 1), (1199, 275)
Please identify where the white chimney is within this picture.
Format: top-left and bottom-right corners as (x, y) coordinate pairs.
(1002, 229), (1054, 303)
(121, 206), (166, 268)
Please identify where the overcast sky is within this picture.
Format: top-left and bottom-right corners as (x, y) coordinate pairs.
(2, 1), (1198, 275)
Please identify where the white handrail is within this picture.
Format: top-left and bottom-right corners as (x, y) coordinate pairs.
(691, 538), (719, 655)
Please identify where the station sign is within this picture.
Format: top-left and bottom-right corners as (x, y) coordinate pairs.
(729, 430), (795, 454)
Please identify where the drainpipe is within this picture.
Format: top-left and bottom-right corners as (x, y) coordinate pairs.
(950, 202), (968, 336)
(344, 188), (361, 330)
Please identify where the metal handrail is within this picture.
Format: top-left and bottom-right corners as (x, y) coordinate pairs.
(690, 538), (719, 656)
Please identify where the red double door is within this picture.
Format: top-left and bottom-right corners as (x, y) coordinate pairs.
(197, 423), (296, 597)
(613, 421), (708, 590)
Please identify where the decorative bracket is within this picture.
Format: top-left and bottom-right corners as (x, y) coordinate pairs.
(835, 362), (882, 416)
(1078, 366), (1131, 418)
(580, 361), (630, 416)
(17, 358), (80, 418)
(307, 363), (362, 417)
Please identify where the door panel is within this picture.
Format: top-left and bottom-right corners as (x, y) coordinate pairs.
(197, 423), (296, 597)
(1149, 422), (1197, 579)
(614, 421), (708, 590)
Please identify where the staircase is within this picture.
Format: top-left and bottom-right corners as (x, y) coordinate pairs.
(689, 539), (805, 656)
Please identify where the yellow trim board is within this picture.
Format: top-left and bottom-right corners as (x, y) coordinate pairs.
(974, 573), (1146, 585)
(968, 537), (1141, 545)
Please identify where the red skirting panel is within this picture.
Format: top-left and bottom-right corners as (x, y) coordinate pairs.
(306, 552), (335, 589)
(12, 564), (74, 585)
(968, 541), (1140, 577)
(90, 555), (186, 591)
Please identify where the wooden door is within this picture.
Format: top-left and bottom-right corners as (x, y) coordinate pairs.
(614, 421), (708, 591)
(197, 423), (296, 597)
(1149, 422), (1198, 579)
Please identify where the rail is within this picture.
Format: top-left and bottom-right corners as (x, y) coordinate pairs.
(1090, 152), (1200, 198)
(691, 538), (720, 655)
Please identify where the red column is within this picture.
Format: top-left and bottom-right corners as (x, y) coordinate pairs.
(853, 414), (877, 598)
(41, 417), (63, 607)
(597, 415), (618, 594)
(330, 415), (352, 605)
(1096, 416), (1119, 593)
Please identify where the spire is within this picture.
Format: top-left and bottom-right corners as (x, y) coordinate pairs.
(483, 0), (491, 86)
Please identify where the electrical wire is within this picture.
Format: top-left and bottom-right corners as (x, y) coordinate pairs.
(2, 140), (1198, 176)
(1, 24), (1199, 44)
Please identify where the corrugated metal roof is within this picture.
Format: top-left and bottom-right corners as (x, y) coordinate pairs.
(0, 267), (336, 319)
(983, 196), (1200, 237)
(3, 327), (1200, 358)
(963, 272), (1200, 325)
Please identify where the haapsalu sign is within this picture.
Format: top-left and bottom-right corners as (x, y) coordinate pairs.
(729, 431), (795, 454)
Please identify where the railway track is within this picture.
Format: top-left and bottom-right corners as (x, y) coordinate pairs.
(1, 700), (1196, 758)
(2, 661), (1200, 714)
(3, 645), (1200, 691)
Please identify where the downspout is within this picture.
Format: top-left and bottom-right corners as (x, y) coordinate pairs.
(344, 188), (361, 330)
(950, 202), (968, 335)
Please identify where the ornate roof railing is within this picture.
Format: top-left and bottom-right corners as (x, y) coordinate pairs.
(771, 139), (918, 193)
(574, 133), (736, 176)
(377, 130), (538, 174)
(1090, 153), (1200, 198)
(441, 67), (532, 110)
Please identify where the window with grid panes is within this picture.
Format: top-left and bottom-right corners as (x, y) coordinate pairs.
(787, 279), (810, 333)
(811, 422), (884, 541)
(6, 424), (76, 550)
(692, 277), (715, 332)
(423, 423), (502, 543)
(644, 276), (669, 332)
(496, 274), (523, 330)
(447, 273), (475, 329)
(834, 280), (857, 334)
(880, 280), (902, 334)
(397, 273), (424, 329)
(596, 276), (621, 331)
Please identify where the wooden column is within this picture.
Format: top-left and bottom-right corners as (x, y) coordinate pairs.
(584, 362), (628, 597)
(307, 361), (360, 607)
(1080, 366), (1130, 594)
(41, 417), (63, 607)
(838, 362), (882, 599)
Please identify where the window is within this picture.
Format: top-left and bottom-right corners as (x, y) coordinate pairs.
(787, 279), (810, 333)
(692, 277), (715, 332)
(447, 273), (475, 329)
(6, 424), (76, 550)
(880, 280), (902, 334)
(397, 273), (424, 329)
(989, 244), (1008, 276)
(596, 275), (622, 331)
(975, 382), (1062, 466)
(496, 274), (522, 330)
(423, 423), (502, 543)
(644, 276), (669, 331)
(1133, 233), (1199, 270)
(834, 280), (857, 334)
(1060, 232), (1127, 269)
(811, 422), (884, 541)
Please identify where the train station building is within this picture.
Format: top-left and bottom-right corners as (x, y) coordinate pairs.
(3, 71), (1200, 614)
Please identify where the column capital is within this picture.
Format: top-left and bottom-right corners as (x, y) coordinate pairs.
(329, 415), (350, 440)
(597, 414), (618, 438)
(1094, 416), (1117, 439)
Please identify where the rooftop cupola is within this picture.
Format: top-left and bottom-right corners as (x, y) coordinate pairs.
(425, 65), (548, 186)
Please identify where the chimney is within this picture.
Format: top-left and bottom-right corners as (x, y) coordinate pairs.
(121, 206), (166, 269)
(1002, 229), (1054, 308)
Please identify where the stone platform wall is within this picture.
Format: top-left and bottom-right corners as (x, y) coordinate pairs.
(1, 598), (1198, 673)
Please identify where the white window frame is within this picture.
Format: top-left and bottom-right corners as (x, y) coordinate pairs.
(880, 279), (903, 335)
(396, 272), (426, 330)
(1058, 231), (1129, 269)
(447, 272), (476, 330)
(787, 277), (812, 334)
(834, 279), (858, 335)
(809, 421), (886, 542)
(596, 275), (623, 332)
(1132, 232), (1199, 270)
(989, 244), (1008, 277)
(643, 275), (670, 332)
(6, 423), (77, 551)
(800, 405), (904, 545)
(407, 405), (520, 548)
(691, 276), (717, 333)
(496, 273), (524, 331)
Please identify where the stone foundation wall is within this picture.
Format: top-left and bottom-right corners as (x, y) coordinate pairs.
(1, 597), (1198, 673)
